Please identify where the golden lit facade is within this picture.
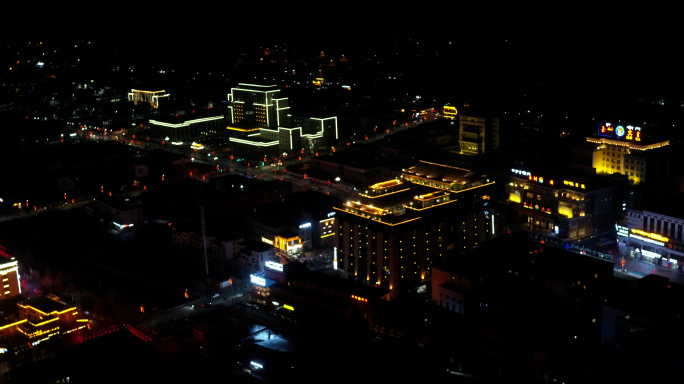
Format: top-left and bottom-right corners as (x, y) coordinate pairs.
(588, 132), (668, 185)
(459, 114), (499, 155)
(506, 168), (618, 241)
(0, 257), (21, 300)
(127, 89), (169, 108)
(334, 161), (495, 298)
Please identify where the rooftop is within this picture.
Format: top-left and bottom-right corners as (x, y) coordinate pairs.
(19, 296), (75, 315)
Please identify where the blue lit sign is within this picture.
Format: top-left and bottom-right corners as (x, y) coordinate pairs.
(250, 274), (266, 286)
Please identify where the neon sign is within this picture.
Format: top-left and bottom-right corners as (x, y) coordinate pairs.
(265, 261), (283, 272)
(563, 180), (586, 189)
(523, 202), (552, 214)
(616, 224), (629, 238)
(631, 229), (668, 243)
(527, 175), (554, 185)
(598, 122), (642, 142)
(250, 274), (266, 286)
(275, 236), (301, 252)
(511, 168), (531, 177)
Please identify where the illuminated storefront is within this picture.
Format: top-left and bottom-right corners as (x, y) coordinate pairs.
(250, 273), (277, 306)
(616, 224), (680, 269)
(274, 235), (303, 257)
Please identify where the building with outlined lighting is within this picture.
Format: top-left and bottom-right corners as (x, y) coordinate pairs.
(459, 114), (499, 155)
(128, 89), (169, 109)
(0, 296), (86, 352)
(0, 246), (21, 300)
(588, 122), (670, 185)
(149, 115), (227, 142)
(226, 83), (338, 158)
(333, 160), (496, 298)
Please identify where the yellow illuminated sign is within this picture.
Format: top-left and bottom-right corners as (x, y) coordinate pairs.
(523, 202), (551, 214)
(443, 105), (458, 119)
(527, 175), (553, 185)
(284, 304), (294, 311)
(563, 180), (586, 189)
(275, 236), (287, 251)
(631, 229), (669, 243)
(275, 236), (300, 251)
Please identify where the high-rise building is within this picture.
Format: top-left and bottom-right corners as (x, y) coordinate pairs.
(458, 114), (499, 155)
(0, 244), (21, 301)
(333, 160), (496, 298)
(226, 84), (338, 158)
(127, 89), (169, 109)
(227, 84), (290, 129)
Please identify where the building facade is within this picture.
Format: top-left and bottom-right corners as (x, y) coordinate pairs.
(226, 84), (338, 158)
(504, 167), (623, 242)
(334, 160), (496, 298)
(459, 114), (499, 155)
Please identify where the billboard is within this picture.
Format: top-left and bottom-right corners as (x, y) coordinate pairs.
(598, 123), (642, 142)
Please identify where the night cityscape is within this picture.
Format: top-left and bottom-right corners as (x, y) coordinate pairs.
(2, 23), (684, 383)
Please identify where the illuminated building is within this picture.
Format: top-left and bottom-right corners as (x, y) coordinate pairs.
(505, 167), (623, 241)
(458, 114), (499, 155)
(149, 115), (226, 142)
(249, 190), (341, 252)
(0, 296), (85, 352)
(127, 89), (169, 109)
(0, 246), (21, 300)
(228, 84), (287, 129)
(588, 122), (669, 185)
(249, 271), (277, 306)
(334, 160), (496, 298)
(226, 83), (338, 157)
(618, 196), (684, 268)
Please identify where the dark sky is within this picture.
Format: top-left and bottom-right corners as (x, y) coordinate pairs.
(8, 11), (684, 101)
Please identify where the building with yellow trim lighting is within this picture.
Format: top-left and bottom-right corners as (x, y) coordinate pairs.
(459, 114), (499, 155)
(588, 123), (670, 186)
(334, 160), (496, 298)
(0, 296), (85, 351)
(127, 89), (169, 108)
